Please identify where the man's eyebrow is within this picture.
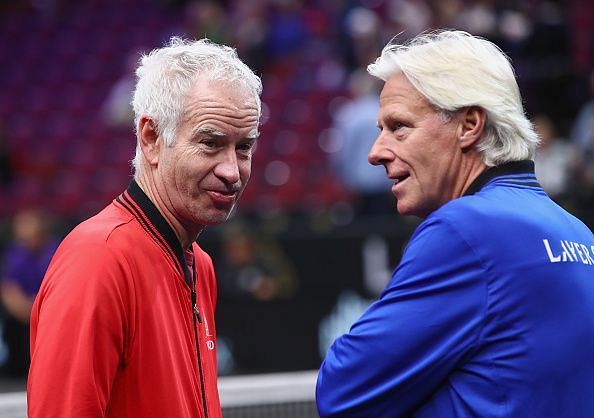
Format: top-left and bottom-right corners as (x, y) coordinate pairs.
(246, 130), (260, 140)
(192, 127), (226, 137)
(192, 127), (260, 140)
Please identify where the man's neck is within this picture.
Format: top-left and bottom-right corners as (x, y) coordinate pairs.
(134, 174), (202, 249)
(457, 155), (488, 198)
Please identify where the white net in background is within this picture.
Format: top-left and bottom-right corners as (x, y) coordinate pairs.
(219, 370), (319, 418)
(0, 370), (319, 418)
(0, 392), (25, 418)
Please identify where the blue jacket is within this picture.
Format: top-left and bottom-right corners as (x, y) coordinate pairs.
(317, 161), (594, 417)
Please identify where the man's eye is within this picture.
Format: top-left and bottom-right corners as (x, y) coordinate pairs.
(237, 142), (255, 152)
(393, 122), (406, 131)
(203, 140), (217, 148)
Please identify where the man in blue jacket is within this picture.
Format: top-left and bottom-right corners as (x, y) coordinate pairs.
(316, 30), (594, 418)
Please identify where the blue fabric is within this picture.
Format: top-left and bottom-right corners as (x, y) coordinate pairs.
(317, 162), (594, 417)
(2, 241), (58, 297)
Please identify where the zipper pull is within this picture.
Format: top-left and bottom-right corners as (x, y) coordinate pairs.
(192, 289), (202, 323)
(194, 303), (202, 323)
(191, 290), (202, 323)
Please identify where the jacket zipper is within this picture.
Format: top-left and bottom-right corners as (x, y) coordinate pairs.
(191, 288), (209, 418)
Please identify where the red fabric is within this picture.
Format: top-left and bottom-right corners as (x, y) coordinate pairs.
(28, 197), (221, 418)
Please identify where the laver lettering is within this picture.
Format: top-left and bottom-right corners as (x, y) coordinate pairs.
(560, 240), (574, 262)
(582, 244), (594, 264)
(543, 239), (594, 265)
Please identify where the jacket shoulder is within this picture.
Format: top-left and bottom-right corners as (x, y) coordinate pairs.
(62, 203), (145, 251)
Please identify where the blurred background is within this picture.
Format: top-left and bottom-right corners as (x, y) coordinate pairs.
(0, 0), (593, 399)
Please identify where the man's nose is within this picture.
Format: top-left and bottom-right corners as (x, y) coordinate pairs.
(214, 148), (241, 184)
(368, 132), (392, 166)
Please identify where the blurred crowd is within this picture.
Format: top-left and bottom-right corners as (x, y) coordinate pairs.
(0, 0), (593, 222)
(0, 0), (593, 376)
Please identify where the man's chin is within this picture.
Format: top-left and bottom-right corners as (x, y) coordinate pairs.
(199, 206), (237, 226)
(396, 201), (433, 219)
(395, 199), (408, 216)
(396, 200), (418, 218)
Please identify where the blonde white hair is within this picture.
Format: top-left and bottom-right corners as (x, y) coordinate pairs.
(368, 30), (538, 166)
(131, 37), (262, 174)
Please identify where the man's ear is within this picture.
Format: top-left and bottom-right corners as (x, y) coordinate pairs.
(138, 115), (160, 166)
(458, 106), (486, 150)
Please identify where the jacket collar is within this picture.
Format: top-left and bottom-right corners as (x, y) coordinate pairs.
(464, 160), (537, 197)
(116, 180), (192, 286)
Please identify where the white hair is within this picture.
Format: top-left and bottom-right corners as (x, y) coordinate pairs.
(367, 30), (538, 166)
(131, 37), (263, 174)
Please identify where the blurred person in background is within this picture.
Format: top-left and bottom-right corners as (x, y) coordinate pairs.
(570, 68), (594, 224)
(533, 113), (574, 202)
(215, 219), (298, 375)
(183, 0), (228, 46)
(329, 69), (392, 216)
(27, 37), (262, 418)
(0, 209), (57, 378)
(317, 30), (594, 417)
(101, 49), (144, 129)
(217, 220), (297, 302)
(227, 0), (268, 75)
(571, 69), (594, 162)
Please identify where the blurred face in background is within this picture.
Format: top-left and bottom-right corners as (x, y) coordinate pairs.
(14, 210), (46, 250)
(154, 77), (260, 230)
(368, 72), (468, 218)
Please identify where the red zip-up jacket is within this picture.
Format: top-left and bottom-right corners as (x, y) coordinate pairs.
(28, 181), (221, 418)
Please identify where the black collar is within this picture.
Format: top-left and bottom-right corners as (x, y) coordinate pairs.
(116, 180), (192, 286)
(464, 160), (536, 196)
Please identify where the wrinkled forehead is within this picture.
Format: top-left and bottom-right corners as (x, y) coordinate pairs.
(197, 71), (259, 103)
(185, 76), (258, 108)
(181, 78), (261, 135)
(183, 77), (259, 122)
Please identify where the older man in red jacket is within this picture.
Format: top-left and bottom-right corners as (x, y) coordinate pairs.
(28, 37), (262, 418)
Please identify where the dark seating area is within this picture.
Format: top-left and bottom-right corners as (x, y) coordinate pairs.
(0, 0), (359, 221)
(1, 1), (594, 227)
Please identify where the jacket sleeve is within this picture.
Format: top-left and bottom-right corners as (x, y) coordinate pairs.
(28, 240), (131, 418)
(316, 217), (487, 418)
